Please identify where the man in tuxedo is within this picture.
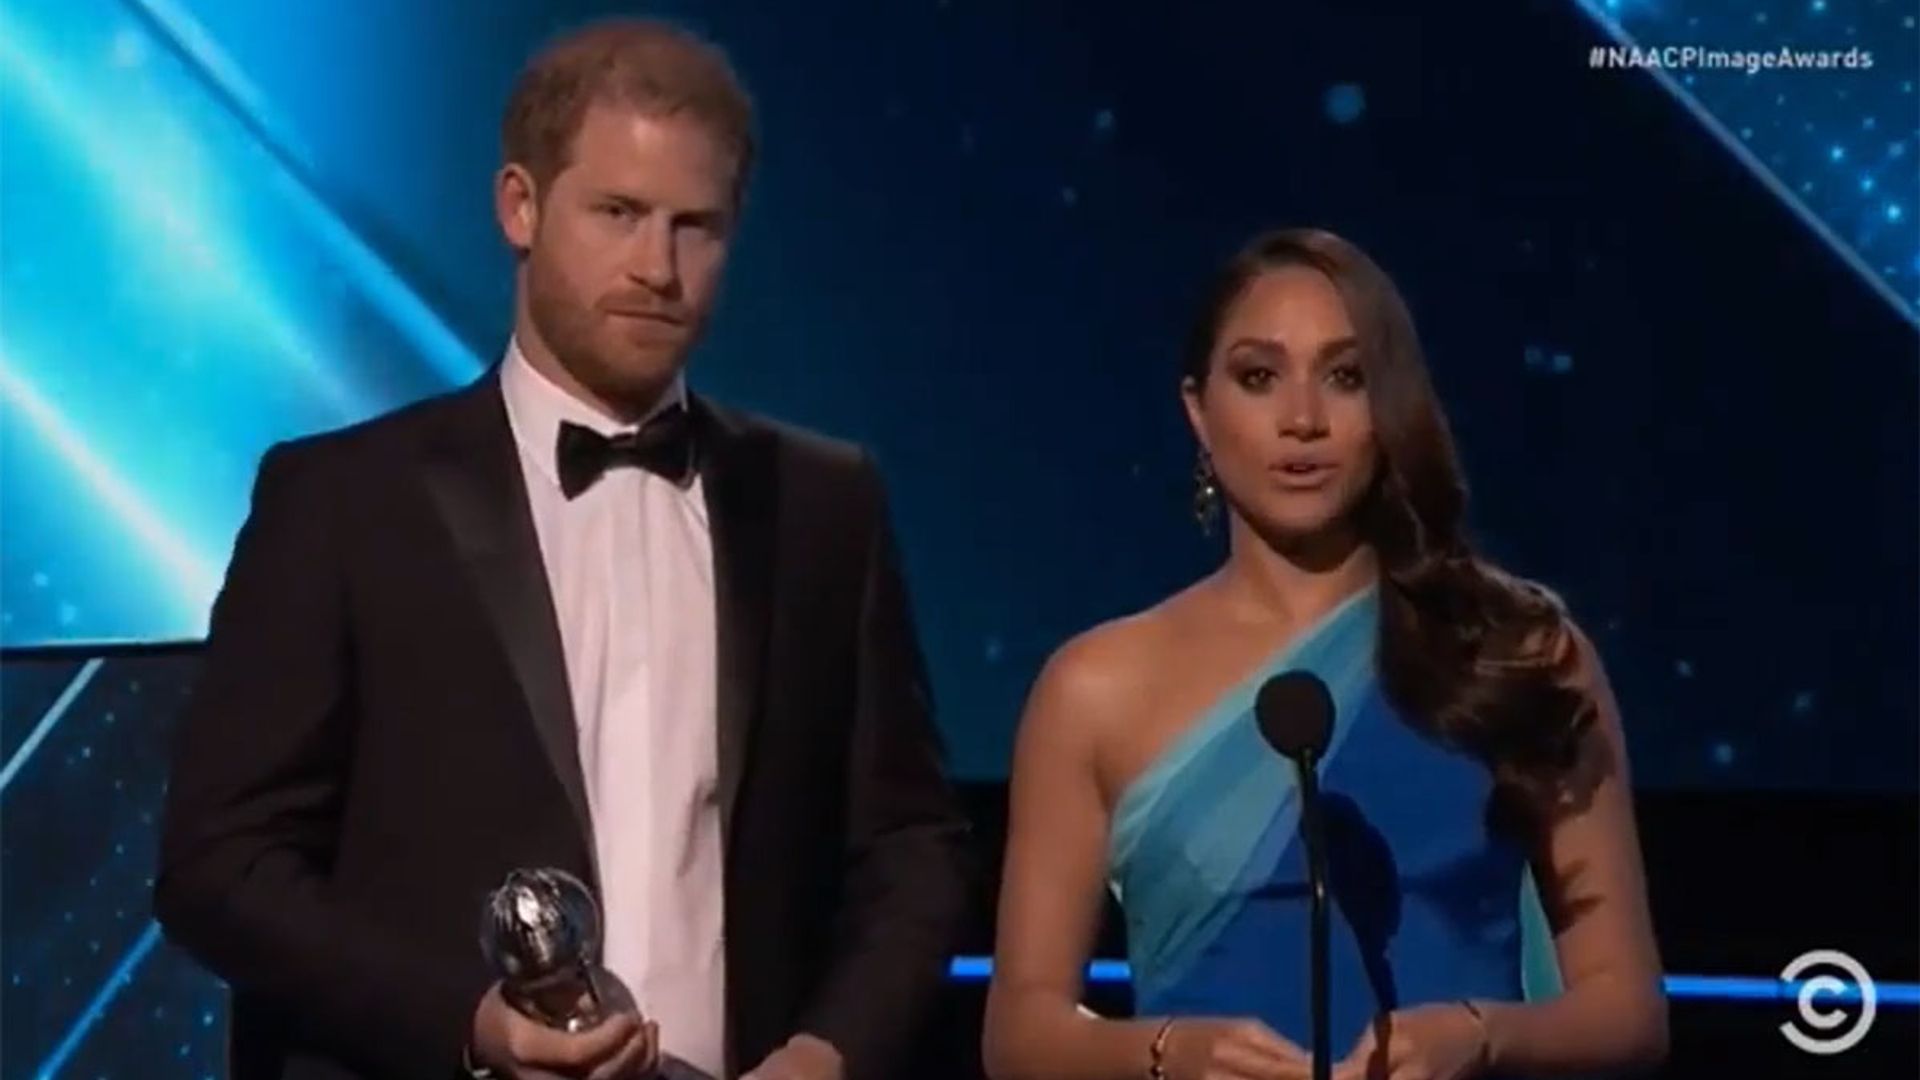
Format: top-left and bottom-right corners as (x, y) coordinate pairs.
(155, 19), (970, 1080)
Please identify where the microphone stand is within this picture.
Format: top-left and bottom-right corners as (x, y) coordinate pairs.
(1295, 747), (1330, 1080)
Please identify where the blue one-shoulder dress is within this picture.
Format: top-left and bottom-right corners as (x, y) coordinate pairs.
(1108, 585), (1561, 1059)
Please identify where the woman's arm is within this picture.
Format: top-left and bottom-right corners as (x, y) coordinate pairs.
(983, 630), (1308, 1080)
(1478, 629), (1669, 1075)
(982, 634), (1170, 1080)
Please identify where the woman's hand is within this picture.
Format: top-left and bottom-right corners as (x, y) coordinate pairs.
(1160, 1017), (1313, 1080)
(1333, 1003), (1490, 1080)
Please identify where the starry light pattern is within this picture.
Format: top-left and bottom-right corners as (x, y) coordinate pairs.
(1581, 0), (1919, 321)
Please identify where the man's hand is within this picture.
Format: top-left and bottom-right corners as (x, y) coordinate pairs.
(740, 1033), (844, 1080)
(471, 982), (660, 1080)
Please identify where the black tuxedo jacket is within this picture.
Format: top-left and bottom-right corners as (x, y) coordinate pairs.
(154, 373), (972, 1080)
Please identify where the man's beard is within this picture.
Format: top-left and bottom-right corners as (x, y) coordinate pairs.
(525, 261), (687, 413)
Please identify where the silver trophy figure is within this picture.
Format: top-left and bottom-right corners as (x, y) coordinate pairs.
(480, 868), (638, 1032)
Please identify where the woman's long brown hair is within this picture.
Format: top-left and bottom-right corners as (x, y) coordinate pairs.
(1184, 228), (1594, 794)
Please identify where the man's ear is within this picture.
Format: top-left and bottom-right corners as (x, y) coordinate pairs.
(495, 164), (540, 254)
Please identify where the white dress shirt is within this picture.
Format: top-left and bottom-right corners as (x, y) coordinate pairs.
(500, 341), (726, 1078)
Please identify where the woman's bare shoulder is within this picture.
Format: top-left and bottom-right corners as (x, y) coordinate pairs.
(1022, 586), (1212, 736)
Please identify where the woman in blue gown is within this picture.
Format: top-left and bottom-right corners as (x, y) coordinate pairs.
(983, 229), (1666, 1080)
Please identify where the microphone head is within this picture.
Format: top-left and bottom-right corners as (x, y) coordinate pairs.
(1255, 670), (1334, 762)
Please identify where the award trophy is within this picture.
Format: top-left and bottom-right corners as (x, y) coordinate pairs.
(479, 868), (638, 1032)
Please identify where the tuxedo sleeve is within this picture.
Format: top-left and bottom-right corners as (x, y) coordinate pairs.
(153, 442), (487, 1079)
(795, 457), (973, 1080)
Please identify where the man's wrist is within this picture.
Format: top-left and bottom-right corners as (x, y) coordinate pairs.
(783, 1032), (845, 1077)
(461, 1043), (499, 1079)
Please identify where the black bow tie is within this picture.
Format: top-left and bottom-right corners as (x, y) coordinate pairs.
(555, 407), (696, 498)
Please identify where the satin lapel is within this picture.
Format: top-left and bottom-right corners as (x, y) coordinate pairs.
(417, 376), (597, 868)
(694, 395), (777, 852)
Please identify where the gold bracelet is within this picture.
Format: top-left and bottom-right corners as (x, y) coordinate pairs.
(1147, 1017), (1176, 1080)
(1458, 999), (1491, 1071)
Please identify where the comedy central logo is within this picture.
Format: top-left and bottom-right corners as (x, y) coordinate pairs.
(1779, 949), (1877, 1055)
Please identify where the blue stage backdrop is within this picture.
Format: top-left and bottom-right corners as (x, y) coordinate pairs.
(0, 1), (1915, 1073)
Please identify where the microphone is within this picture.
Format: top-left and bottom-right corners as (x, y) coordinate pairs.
(1255, 671), (1334, 1080)
(1255, 670), (1333, 764)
